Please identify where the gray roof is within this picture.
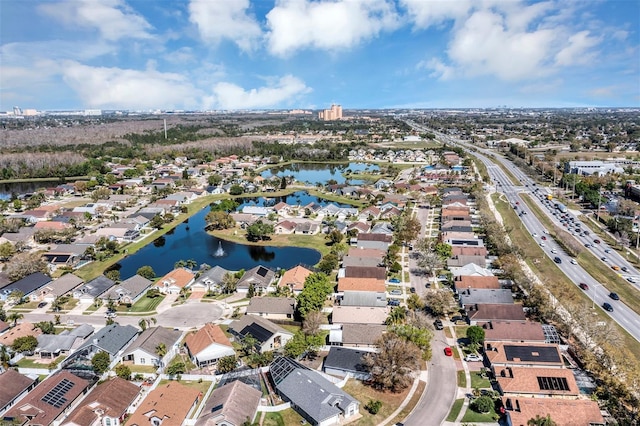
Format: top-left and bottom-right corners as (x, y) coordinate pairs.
(236, 265), (275, 289)
(324, 347), (370, 375)
(36, 334), (77, 353)
(122, 327), (182, 358)
(246, 297), (295, 316)
(64, 324), (94, 339)
(77, 324), (138, 356)
(459, 288), (514, 306)
(341, 291), (387, 308)
(48, 274), (85, 297)
(1, 272), (51, 296)
(46, 244), (87, 255)
(101, 274), (152, 301)
(74, 275), (115, 298)
(334, 324), (386, 346)
(229, 315), (292, 344)
(196, 380), (262, 426)
(271, 356), (358, 424)
(195, 266), (230, 287)
(342, 256), (382, 268)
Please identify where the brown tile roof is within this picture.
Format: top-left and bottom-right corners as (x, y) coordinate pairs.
(495, 366), (579, 396)
(481, 321), (546, 342)
(4, 371), (90, 425)
(185, 323), (232, 356)
(337, 277), (385, 293)
(157, 268), (195, 289)
(467, 304), (526, 322)
(502, 397), (604, 426)
(126, 381), (201, 426)
(341, 324), (386, 346)
(344, 266), (386, 280)
(0, 369), (37, 411)
(356, 233), (393, 243)
(347, 247), (385, 259)
(33, 221), (70, 230)
(454, 276), (500, 289)
(62, 377), (140, 426)
(0, 322), (42, 347)
(279, 265), (312, 291)
(331, 306), (389, 325)
(195, 380), (262, 426)
(485, 342), (564, 368)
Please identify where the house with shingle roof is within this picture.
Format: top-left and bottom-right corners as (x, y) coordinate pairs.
(184, 323), (235, 368)
(323, 346), (372, 380)
(195, 380), (262, 426)
(454, 275), (500, 290)
(42, 274), (84, 303)
(502, 396), (604, 426)
(100, 274), (152, 304)
(126, 381), (201, 426)
(331, 306), (389, 325)
(275, 219), (297, 234)
(60, 377), (141, 426)
(344, 266), (386, 281)
(481, 321), (546, 343)
(3, 371), (90, 426)
(122, 327), (182, 367)
(278, 265), (312, 294)
(0, 272), (52, 302)
(459, 288), (514, 307)
(155, 268), (195, 294)
(236, 265), (276, 293)
(328, 323), (386, 348)
(229, 315), (293, 353)
(485, 342), (564, 369)
(191, 265), (230, 293)
(340, 290), (387, 307)
(0, 369), (38, 417)
(246, 297), (296, 320)
(270, 356), (359, 426)
(494, 366), (580, 397)
(72, 275), (115, 301)
(466, 304), (526, 324)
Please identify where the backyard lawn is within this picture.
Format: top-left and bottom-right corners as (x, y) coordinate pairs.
(263, 408), (305, 426)
(120, 294), (165, 313)
(341, 379), (410, 426)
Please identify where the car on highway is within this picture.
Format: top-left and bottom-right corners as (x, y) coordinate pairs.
(554, 257), (562, 264)
(540, 242), (545, 247)
(541, 236), (547, 240)
(579, 283), (589, 290)
(627, 277), (636, 283)
(444, 347), (453, 356)
(594, 239), (601, 244)
(604, 249), (611, 253)
(611, 265), (620, 271)
(550, 249), (557, 254)
(602, 302), (614, 312)
(532, 233), (538, 237)
(464, 354), (483, 362)
(570, 259), (578, 265)
(434, 319), (444, 330)
(621, 266), (628, 272)
(609, 292), (620, 301)
(585, 243), (591, 248)
(601, 257), (607, 262)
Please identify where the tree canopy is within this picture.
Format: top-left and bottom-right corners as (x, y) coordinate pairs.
(296, 273), (333, 319)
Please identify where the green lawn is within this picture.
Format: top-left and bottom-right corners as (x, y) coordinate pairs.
(461, 402), (499, 423)
(445, 398), (465, 422)
(341, 379), (410, 426)
(456, 370), (467, 387)
(16, 355), (64, 369)
(126, 364), (158, 373)
(470, 371), (491, 389)
(263, 412), (285, 426)
(125, 294), (165, 313)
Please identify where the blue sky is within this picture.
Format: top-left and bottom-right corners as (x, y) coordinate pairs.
(1, 0), (638, 111)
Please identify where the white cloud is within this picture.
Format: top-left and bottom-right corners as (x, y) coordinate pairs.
(400, 0), (472, 28)
(188, 0), (262, 51)
(417, 58), (455, 80)
(211, 75), (312, 109)
(39, 0), (153, 41)
(60, 62), (200, 110)
(266, 0), (400, 56)
(555, 30), (600, 66)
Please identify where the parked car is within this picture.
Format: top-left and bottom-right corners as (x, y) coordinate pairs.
(434, 319), (444, 330)
(388, 299), (400, 306)
(389, 278), (401, 283)
(464, 353), (483, 362)
(602, 302), (614, 312)
(37, 301), (47, 309)
(390, 289), (402, 295)
(444, 347), (453, 356)
(609, 292), (620, 301)
(409, 287), (416, 293)
(579, 283), (589, 290)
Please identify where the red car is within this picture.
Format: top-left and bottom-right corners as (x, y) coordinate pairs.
(541, 236), (547, 240)
(593, 239), (601, 244)
(444, 347), (453, 356)
(579, 283), (589, 290)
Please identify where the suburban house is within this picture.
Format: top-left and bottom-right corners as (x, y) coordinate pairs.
(184, 323), (235, 368)
(278, 265), (312, 294)
(270, 356), (360, 426)
(331, 306), (389, 325)
(339, 290), (387, 307)
(328, 324), (386, 348)
(343, 266), (386, 281)
(246, 297), (296, 320)
(229, 315), (294, 353)
(502, 397), (604, 426)
(485, 342), (564, 369)
(481, 321), (547, 343)
(0, 369), (38, 417)
(323, 347), (372, 380)
(42, 274), (85, 303)
(353, 233), (392, 251)
(122, 327), (182, 367)
(494, 366), (580, 397)
(3, 371), (90, 426)
(191, 266), (230, 293)
(155, 268), (195, 294)
(0, 322), (43, 347)
(195, 380), (262, 426)
(34, 324), (94, 359)
(466, 304), (527, 324)
(0, 272), (52, 302)
(100, 274), (152, 304)
(126, 381), (201, 426)
(60, 377), (141, 426)
(337, 277), (386, 293)
(453, 275), (500, 290)
(236, 265), (276, 293)
(458, 289), (514, 308)
(72, 275), (116, 302)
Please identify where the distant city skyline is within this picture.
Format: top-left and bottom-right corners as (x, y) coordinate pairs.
(1, 0), (639, 111)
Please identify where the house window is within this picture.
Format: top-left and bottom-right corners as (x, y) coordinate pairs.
(140, 358), (145, 364)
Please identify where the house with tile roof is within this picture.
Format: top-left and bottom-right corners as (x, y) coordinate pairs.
(466, 304), (527, 324)
(122, 327), (182, 367)
(502, 397), (604, 426)
(331, 306), (389, 325)
(60, 377), (141, 426)
(278, 265), (312, 294)
(270, 356), (359, 426)
(494, 366), (580, 397)
(0, 369), (38, 417)
(195, 380), (262, 426)
(184, 323), (235, 367)
(337, 277), (385, 293)
(229, 315), (293, 353)
(481, 321), (546, 343)
(246, 297), (296, 320)
(0, 322), (42, 347)
(3, 371), (90, 426)
(126, 381), (201, 426)
(328, 323), (386, 348)
(155, 268), (195, 294)
(453, 275), (500, 290)
(344, 266), (386, 280)
(485, 342), (564, 369)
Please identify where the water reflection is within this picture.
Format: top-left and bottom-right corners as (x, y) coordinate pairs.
(248, 245), (276, 262)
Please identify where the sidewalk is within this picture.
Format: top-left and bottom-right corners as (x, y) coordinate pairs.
(378, 370), (427, 426)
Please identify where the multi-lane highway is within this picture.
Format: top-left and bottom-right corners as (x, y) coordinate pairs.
(406, 121), (640, 341)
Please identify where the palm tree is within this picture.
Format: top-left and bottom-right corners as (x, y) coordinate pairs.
(527, 414), (557, 426)
(7, 312), (23, 327)
(155, 342), (167, 368)
(138, 317), (157, 331)
(0, 345), (11, 369)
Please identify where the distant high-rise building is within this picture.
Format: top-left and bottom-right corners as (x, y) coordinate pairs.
(319, 104), (342, 121)
(13, 106), (22, 116)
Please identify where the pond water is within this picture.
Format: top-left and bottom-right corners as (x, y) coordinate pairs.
(112, 193), (324, 279)
(0, 181), (60, 200)
(235, 191), (351, 209)
(261, 162), (379, 185)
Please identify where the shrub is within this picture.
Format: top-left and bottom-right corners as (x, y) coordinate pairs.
(365, 399), (382, 415)
(471, 395), (493, 413)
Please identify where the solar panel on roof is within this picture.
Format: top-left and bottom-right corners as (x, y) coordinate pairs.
(537, 376), (570, 391)
(256, 267), (269, 277)
(504, 345), (561, 363)
(41, 378), (74, 409)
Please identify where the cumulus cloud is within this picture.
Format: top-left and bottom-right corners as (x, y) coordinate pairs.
(188, 0), (262, 51)
(266, 0), (400, 56)
(60, 62), (200, 110)
(400, 0), (473, 28)
(555, 30), (600, 66)
(211, 75), (312, 109)
(39, 0), (153, 41)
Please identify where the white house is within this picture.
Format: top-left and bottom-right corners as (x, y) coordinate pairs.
(184, 323), (235, 367)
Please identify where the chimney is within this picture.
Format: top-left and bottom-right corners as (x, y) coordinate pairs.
(515, 399), (521, 412)
(507, 367), (513, 378)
